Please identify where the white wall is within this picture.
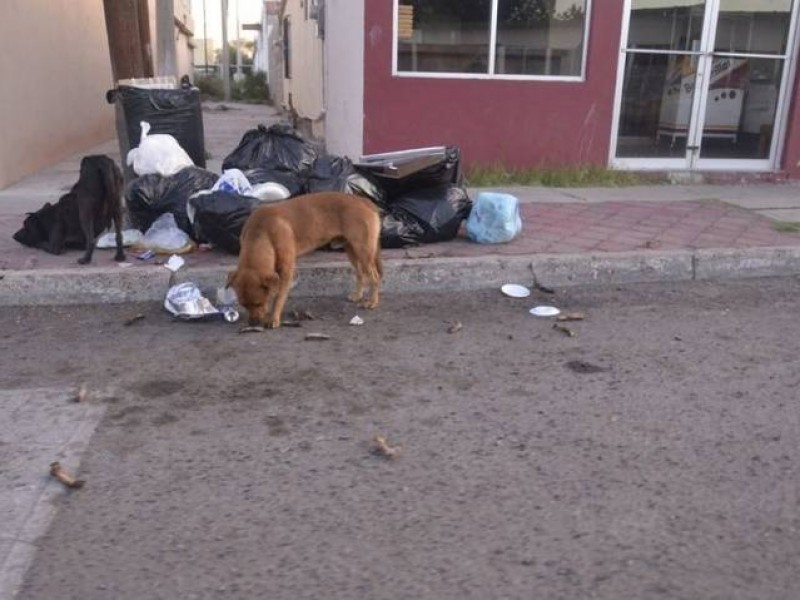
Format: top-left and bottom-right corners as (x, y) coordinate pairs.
(323, 0), (364, 159)
(282, 0), (325, 136)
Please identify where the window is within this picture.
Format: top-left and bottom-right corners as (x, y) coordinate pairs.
(395, 0), (591, 79)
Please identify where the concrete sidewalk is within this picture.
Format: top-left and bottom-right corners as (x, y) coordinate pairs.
(2, 102), (800, 306)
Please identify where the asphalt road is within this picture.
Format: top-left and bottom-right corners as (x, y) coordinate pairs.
(2, 278), (800, 599)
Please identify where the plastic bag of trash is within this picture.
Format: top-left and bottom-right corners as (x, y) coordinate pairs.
(164, 282), (219, 319)
(211, 169), (253, 195)
(222, 123), (318, 176)
(389, 184), (472, 244)
(466, 192), (522, 244)
(358, 146), (462, 201)
(379, 211), (427, 248)
(306, 155), (387, 207)
(126, 166), (219, 235)
(188, 191), (261, 254)
(141, 212), (194, 253)
(126, 121), (194, 177)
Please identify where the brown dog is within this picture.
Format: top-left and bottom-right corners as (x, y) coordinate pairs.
(228, 192), (382, 328)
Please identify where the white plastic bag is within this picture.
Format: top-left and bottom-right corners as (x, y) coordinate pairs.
(211, 169), (253, 195)
(250, 181), (291, 202)
(466, 192), (522, 244)
(126, 121), (194, 177)
(142, 213), (193, 253)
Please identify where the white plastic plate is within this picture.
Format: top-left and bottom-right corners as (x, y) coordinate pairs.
(501, 284), (531, 298)
(529, 306), (561, 317)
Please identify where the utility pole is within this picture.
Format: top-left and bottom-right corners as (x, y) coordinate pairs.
(235, 0), (243, 79)
(222, 0), (231, 100)
(103, 0), (152, 81)
(156, 0), (177, 78)
(203, 0), (209, 74)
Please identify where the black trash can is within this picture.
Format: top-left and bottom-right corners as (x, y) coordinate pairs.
(108, 83), (206, 180)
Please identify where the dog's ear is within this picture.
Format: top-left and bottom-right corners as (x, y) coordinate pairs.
(262, 273), (280, 290)
(225, 270), (238, 289)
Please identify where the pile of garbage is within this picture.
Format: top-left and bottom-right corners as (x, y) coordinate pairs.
(122, 120), (521, 255)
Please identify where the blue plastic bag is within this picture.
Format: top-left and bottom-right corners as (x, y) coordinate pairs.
(466, 192), (522, 244)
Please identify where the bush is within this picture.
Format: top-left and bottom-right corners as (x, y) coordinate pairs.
(194, 73), (270, 104)
(235, 71), (270, 104)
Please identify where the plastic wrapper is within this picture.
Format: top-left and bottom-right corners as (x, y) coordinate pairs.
(164, 282), (219, 319)
(306, 155), (386, 207)
(126, 166), (219, 235)
(141, 213), (194, 253)
(222, 123), (318, 176)
(465, 192), (522, 244)
(188, 191), (261, 254)
(212, 169), (253, 195)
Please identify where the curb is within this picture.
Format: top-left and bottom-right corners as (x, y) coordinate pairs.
(2, 247), (800, 306)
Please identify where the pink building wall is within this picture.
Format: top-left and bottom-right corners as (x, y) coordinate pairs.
(362, 0), (625, 171)
(362, 0), (800, 178)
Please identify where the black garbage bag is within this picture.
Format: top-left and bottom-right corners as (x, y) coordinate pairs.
(126, 166), (218, 236)
(222, 123), (318, 176)
(109, 85), (206, 176)
(358, 146), (462, 200)
(188, 191), (261, 254)
(306, 155), (387, 207)
(379, 211), (426, 249)
(243, 167), (306, 197)
(388, 184), (472, 245)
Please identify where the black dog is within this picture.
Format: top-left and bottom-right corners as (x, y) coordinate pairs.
(13, 155), (126, 264)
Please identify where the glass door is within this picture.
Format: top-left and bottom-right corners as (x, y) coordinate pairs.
(611, 0), (799, 172)
(696, 0), (797, 169)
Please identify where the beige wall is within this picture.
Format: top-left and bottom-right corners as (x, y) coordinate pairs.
(282, 0), (325, 138)
(0, 0), (116, 189)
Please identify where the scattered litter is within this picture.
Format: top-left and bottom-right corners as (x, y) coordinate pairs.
(447, 321), (463, 334)
(163, 254), (185, 272)
(222, 308), (240, 323)
(281, 321), (303, 328)
(239, 325), (265, 334)
(49, 462), (85, 489)
(372, 435), (401, 459)
(123, 313), (146, 326)
(134, 249), (155, 261)
(501, 283), (531, 298)
(73, 383), (88, 403)
(553, 323), (576, 337)
(117, 262), (134, 268)
(565, 360), (607, 374)
(164, 282), (219, 319)
(305, 333), (331, 341)
(534, 281), (555, 294)
(529, 306), (561, 317)
(349, 315), (365, 326)
(556, 312), (585, 322)
(290, 309), (315, 321)
(96, 229), (143, 248)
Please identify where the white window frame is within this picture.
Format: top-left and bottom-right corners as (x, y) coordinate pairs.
(392, 0), (593, 82)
